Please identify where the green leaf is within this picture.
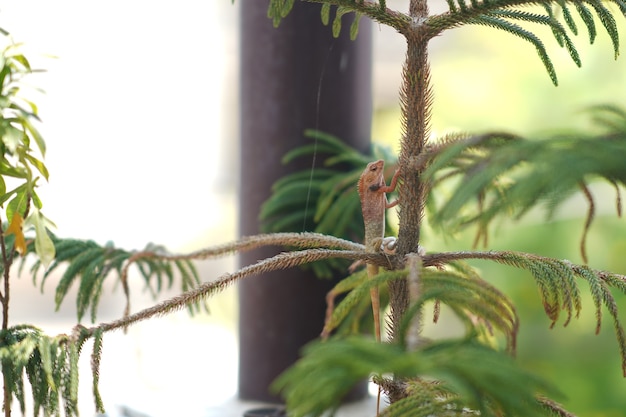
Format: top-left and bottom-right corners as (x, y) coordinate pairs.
(76, 253), (106, 321)
(350, 13), (362, 41)
(54, 247), (105, 312)
(332, 7), (349, 38)
(38, 239), (101, 290)
(446, 0), (458, 12)
(424, 111), (626, 241)
(6, 185), (30, 221)
(29, 209), (55, 269)
(15, 111), (45, 156)
(273, 337), (557, 417)
(470, 15), (558, 85)
(281, 143), (343, 164)
(65, 343), (80, 415)
(491, 9), (581, 67)
(2, 124), (22, 153)
(321, 3), (331, 25)
(24, 153), (49, 180)
(37, 337), (56, 391)
(0, 160), (28, 179)
(0, 175), (7, 199)
(267, 0), (295, 27)
(30, 189), (43, 210)
(91, 329), (105, 413)
(558, 1), (578, 34)
(586, 0), (620, 58)
(575, 2), (597, 44)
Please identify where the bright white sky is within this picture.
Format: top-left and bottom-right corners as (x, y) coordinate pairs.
(2, 1), (238, 251)
(1, 4), (241, 415)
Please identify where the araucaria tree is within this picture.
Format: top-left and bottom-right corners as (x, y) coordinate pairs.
(1, 0), (626, 416)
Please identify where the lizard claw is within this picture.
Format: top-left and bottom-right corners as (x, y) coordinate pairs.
(380, 239), (427, 257)
(381, 237), (397, 254)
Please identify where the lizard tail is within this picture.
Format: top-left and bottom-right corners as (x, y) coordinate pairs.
(370, 285), (382, 417)
(370, 286), (381, 342)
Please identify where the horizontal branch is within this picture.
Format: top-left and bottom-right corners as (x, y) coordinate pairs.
(423, 248), (626, 376)
(75, 247), (375, 339)
(427, 0), (566, 35)
(304, 0), (412, 33)
(126, 232), (363, 263)
(423, 249), (626, 284)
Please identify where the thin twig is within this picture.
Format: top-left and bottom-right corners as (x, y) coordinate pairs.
(579, 181), (594, 264)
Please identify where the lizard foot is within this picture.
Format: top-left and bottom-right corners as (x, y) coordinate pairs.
(380, 238), (428, 257)
(381, 237), (397, 254)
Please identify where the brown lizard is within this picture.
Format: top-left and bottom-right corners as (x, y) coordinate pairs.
(357, 159), (400, 343)
(358, 159), (400, 416)
(319, 160), (400, 416)
(320, 160), (400, 341)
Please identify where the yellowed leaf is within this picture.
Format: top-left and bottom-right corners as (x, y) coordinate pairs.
(4, 211), (26, 255)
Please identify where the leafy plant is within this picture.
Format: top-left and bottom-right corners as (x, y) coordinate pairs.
(259, 0), (626, 416)
(0, 0), (625, 416)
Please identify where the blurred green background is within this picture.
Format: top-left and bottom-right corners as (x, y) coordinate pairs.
(372, 10), (626, 416)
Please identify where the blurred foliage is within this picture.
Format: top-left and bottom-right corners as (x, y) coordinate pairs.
(265, 111), (626, 416)
(322, 262), (519, 352)
(21, 235), (203, 323)
(0, 37), (54, 267)
(0, 324), (83, 416)
(422, 105), (626, 261)
(417, 215), (626, 416)
(427, 0), (625, 86)
(426, 11), (626, 135)
(260, 129), (397, 277)
(1, 1), (625, 415)
(368, 12), (626, 413)
(0, 29), (210, 416)
(272, 336), (559, 417)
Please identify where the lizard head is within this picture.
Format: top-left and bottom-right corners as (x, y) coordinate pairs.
(358, 159), (385, 197)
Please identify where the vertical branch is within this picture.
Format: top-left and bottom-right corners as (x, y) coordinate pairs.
(0, 221), (11, 417)
(405, 254), (423, 350)
(390, 0), (433, 339)
(0, 232), (9, 332)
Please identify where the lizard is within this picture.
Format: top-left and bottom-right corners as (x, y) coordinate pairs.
(318, 160), (400, 416)
(320, 159), (400, 342)
(357, 159), (400, 416)
(357, 159), (400, 343)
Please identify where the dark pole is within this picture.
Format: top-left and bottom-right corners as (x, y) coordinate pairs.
(239, 1), (372, 403)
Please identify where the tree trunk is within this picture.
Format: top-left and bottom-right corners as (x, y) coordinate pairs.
(238, 1), (372, 403)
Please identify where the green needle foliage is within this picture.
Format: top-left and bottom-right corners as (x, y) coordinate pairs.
(322, 263), (519, 353)
(271, 0), (624, 85)
(22, 235), (203, 323)
(272, 336), (558, 417)
(258, 1), (626, 416)
(0, 325), (83, 416)
(260, 129), (397, 277)
(422, 105), (626, 257)
(1, 0), (626, 415)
